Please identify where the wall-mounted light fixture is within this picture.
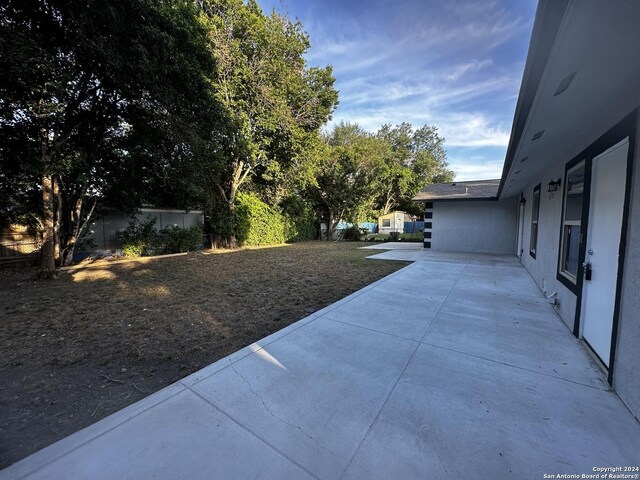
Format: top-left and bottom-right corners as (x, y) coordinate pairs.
(547, 178), (562, 193)
(519, 193), (526, 206)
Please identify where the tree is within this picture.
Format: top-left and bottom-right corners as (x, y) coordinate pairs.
(375, 123), (414, 215)
(0, 0), (222, 274)
(200, 0), (338, 247)
(374, 123), (453, 215)
(308, 123), (382, 240)
(410, 125), (454, 186)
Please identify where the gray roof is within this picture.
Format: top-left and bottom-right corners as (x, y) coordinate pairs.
(412, 179), (501, 202)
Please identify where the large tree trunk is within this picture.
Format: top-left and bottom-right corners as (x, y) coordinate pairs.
(35, 115), (58, 278)
(225, 182), (239, 248)
(36, 173), (57, 279)
(219, 200), (238, 249)
(210, 184), (238, 249)
(325, 210), (335, 241)
(53, 176), (62, 266)
(210, 161), (251, 249)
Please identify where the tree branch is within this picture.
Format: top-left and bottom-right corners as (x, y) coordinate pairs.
(216, 183), (229, 203)
(76, 197), (97, 241)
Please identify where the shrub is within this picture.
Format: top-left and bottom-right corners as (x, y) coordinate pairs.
(121, 243), (146, 258)
(342, 225), (365, 242)
(159, 224), (203, 253)
(120, 216), (158, 257)
(120, 215), (203, 256)
(388, 231), (401, 242)
(283, 215), (316, 242)
(280, 196), (316, 242)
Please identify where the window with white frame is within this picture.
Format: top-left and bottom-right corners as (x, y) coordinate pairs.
(559, 161), (585, 282)
(382, 219), (391, 227)
(530, 184), (541, 258)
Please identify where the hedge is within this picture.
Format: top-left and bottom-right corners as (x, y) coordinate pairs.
(235, 192), (316, 247)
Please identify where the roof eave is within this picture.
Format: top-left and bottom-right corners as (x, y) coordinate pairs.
(412, 196), (499, 203)
(497, 0), (570, 199)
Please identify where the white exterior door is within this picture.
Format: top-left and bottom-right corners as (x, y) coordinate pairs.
(581, 138), (628, 366)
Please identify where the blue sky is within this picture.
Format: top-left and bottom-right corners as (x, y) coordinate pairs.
(258, 0), (538, 180)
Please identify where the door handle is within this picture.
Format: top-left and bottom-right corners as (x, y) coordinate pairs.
(583, 261), (592, 281)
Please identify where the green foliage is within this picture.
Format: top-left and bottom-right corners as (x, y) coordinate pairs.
(305, 122), (454, 241)
(120, 216), (158, 257)
(160, 225), (203, 254)
(375, 123), (454, 215)
(1, 0), (455, 262)
(284, 218), (316, 243)
(235, 192), (315, 247)
(119, 215), (203, 256)
(341, 225), (366, 242)
(206, 194), (236, 248)
(235, 192), (285, 246)
(388, 231), (401, 242)
(0, 0), (225, 267)
(121, 243), (146, 258)
(280, 195), (317, 242)
(366, 232), (421, 242)
(200, 0), (338, 246)
(307, 122), (382, 235)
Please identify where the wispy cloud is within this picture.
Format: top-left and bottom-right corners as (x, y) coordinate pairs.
(448, 158), (505, 181)
(445, 59), (493, 81)
(259, 0), (536, 179)
(439, 113), (511, 148)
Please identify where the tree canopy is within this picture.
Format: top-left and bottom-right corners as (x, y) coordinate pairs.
(375, 123), (453, 216)
(199, 0), (338, 247)
(1, 0), (225, 271)
(0, 0), (455, 274)
(308, 121), (453, 238)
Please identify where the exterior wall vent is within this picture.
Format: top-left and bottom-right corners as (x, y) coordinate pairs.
(554, 72), (577, 96)
(532, 130), (545, 141)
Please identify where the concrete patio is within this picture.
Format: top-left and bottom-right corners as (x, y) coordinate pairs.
(3, 246), (639, 479)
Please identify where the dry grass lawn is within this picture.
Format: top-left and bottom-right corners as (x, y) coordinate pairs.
(0, 241), (407, 468)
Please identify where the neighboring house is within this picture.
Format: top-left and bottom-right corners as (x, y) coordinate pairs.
(413, 0), (640, 419)
(413, 179), (517, 254)
(84, 207), (204, 253)
(378, 211), (410, 234)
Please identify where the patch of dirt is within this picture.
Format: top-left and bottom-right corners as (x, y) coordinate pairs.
(0, 242), (408, 468)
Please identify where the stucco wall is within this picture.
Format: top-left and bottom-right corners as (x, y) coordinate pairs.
(518, 115), (640, 420)
(614, 123), (640, 419)
(431, 199), (518, 254)
(519, 161), (577, 331)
